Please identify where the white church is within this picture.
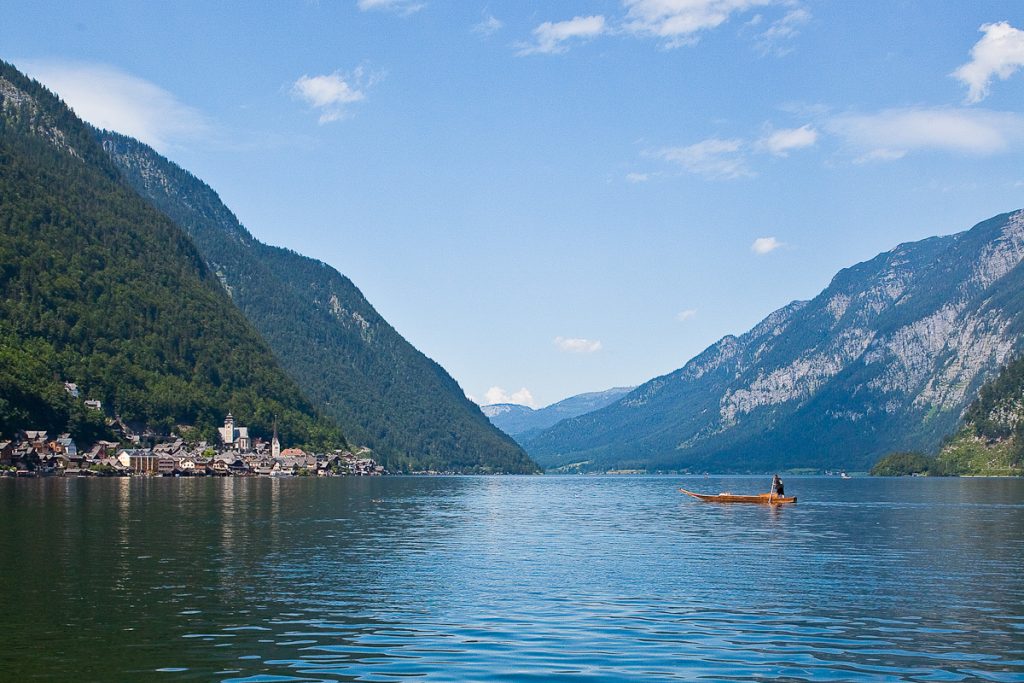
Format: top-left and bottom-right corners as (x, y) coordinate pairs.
(218, 413), (250, 451)
(218, 413), (281, 456)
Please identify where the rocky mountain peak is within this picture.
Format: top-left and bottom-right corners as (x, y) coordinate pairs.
(526, 210), (1024, 472)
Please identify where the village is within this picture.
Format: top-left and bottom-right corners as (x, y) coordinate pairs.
(0, 413), (385, 478)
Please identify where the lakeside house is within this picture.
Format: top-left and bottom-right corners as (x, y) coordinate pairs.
(117, 449), (160, 474)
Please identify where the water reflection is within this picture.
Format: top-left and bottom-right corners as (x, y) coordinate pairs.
(0, 476), (1022, 681)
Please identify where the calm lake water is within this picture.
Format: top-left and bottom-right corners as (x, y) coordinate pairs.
(1, 475), (1023, 682)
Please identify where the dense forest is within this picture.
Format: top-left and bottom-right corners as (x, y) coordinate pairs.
(962, 353), (1024, 443)
(869, 452), (942, 476)
(99, 131), (538, 473)
(0, 61), (344, 449)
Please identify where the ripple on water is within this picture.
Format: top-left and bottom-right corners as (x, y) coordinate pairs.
(2, 476), (1023, 681)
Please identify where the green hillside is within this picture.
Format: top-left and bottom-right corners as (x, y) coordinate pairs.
(98, 131), (537, 473)
(936, 354), (1024, 476)
(0, 60), (343, 449)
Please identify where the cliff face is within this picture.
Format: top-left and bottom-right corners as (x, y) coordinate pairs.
(98, 132), (538, 473)
(528, 211), (1024, 472)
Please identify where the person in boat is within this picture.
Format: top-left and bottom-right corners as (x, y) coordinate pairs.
(771, 474), (784, 496)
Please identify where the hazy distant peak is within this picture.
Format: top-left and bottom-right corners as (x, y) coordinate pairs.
(484, 386), (635, 440)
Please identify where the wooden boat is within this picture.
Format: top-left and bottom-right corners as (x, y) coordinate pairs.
(679, 488), (797, 504)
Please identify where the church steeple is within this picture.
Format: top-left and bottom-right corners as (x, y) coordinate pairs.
(271, 417), (280, 458)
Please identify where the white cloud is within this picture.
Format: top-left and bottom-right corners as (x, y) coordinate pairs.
(473, 14), (503, 36)
(294, 74), (364, 108)
(828, 106), (1024, 158)
(677, 309), (698, 321)
(518, 15), (606, 55)
(521, 2), (805, 54)
(357, 0), (425, 16)
(755, 7), (810, 56)
(653, 138), (752, 179)
(483, 386), (537, 407)
(626, 172), (651, 183)
(623, 0), (777, 48)
(292, 68), (378, 124)
(751, 236), (783, 254)
(953, 21), (1024, 103)
(554, 336), (603, 353)
(852, 148), (906, 164)
(649, 123), (814, 179)
(18, 60), (209, 153)
(758, 124), (818, 156)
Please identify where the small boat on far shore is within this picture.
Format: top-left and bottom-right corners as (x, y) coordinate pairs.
(679, 488), (797, 505)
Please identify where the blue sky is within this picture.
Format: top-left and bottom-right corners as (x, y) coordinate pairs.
(3, 1), (1024, 408)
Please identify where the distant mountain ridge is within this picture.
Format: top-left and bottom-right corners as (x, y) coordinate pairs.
(526, 210), (1024, 473)
(0, 60), (343, 448)
(98, 131), (537, 473)
(482, 387), (634, 443)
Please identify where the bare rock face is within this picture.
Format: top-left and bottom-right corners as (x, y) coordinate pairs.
(528, 210), (1024, 472)
(1, 76), (83, 159)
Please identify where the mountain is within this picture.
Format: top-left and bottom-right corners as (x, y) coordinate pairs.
(480, 404), (536, 434)
(97, 131), (537, 473)
(0, 61), (343, 448)
(936, 353), (1024, 475)
(482, 387), (634, 443)
(527, 210), (1024, 473)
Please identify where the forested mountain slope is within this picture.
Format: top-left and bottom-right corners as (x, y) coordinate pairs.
(527, 210), (1024, 473)
(99, 131), (536, 473)
(0, 61), (343, 448)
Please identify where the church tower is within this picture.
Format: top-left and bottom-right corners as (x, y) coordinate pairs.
(271, 417), (280, 458)
(219, 412), (237, 448)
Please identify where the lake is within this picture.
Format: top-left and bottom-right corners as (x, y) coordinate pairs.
(1, 475), (1022, 681)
